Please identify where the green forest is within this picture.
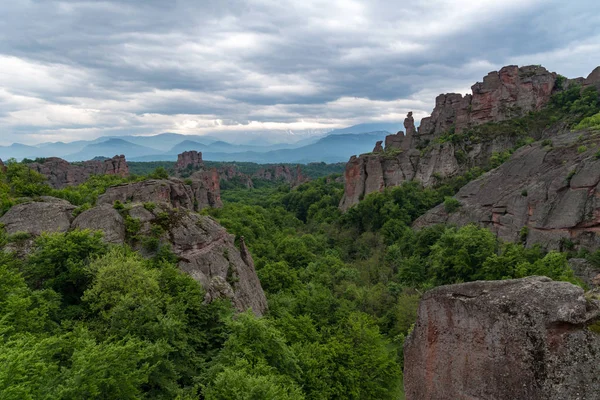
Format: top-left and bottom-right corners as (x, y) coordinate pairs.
(1, 152), (596, 399)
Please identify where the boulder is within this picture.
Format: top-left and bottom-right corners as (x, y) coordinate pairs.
(404, 276), (600, 400)
(72, 204), (125, 244)
(0, 198), (75, 235)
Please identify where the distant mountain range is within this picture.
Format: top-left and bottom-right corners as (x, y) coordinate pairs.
(0, 123), (400, 163)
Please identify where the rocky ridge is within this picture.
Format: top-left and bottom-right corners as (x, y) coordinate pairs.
(414, 129), (600, 250)
(339, 65), (600, 211)
(404, 276), (600, 400)
(29, 155), (129, 188)
(0, 194), (266, 315)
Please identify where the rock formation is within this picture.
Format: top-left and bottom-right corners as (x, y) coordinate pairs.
(0, 196), (266, 315)
(0, 158), (5, 173)
(414, 129), (600, 250)
(372, 141), (384, 153)
(97, 177), (222, 211)
(404, 276), (600, 400)
(0, 197), (75, 235)
(28, 155), (129, 188)
(218, 164), (310, 188)
(568, 258), (600, 288)
(584, 66), (600, 91)
(218, 165), (254, 188)
(175, 150), (203, 171)
(339, 65), (600, 211)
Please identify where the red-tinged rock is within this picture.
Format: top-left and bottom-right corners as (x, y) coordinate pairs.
(175, 150), (203, 171)
(404, 276), (600, 400)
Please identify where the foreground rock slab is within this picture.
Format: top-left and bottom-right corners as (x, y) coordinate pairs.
(403, 276), (600, 400)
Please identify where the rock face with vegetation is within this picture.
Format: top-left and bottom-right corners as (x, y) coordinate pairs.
(339, 65), (600, 211)
(218, 163), (310, 188)
(404, 276), (600, 400)
(28, 155), (129, 188)
(97, 176), (222, 211)
(1, 195), (266, 314)
(414, 129), (600, 250)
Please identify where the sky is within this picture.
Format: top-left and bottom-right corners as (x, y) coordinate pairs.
(1, 0), (600, 146)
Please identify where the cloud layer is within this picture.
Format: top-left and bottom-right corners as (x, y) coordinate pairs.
(1, 0), (599, 145)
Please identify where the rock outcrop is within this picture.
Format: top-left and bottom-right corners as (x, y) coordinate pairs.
(29, 155), (129, 188)
(414, 129), (600, 250)
(218, 164), (310, 188)
(569, 258), (600, 288)
(175, 150), (203, 172)
(404, 276), (600, 400)
(339, 65), (599, 211)
(584, 66), (600, 91)
(419, 65), (556, 137)
(0, 196), (266, 315)
(0, 197), (75, 235)
(97, 176), (222, 211)
(0, 158), (5, 173)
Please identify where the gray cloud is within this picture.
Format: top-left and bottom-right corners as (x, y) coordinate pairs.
(1, 0), (599, 145)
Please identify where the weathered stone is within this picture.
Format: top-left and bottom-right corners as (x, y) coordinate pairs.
(97, 176), (221, 211)
(29, 155), (129, 188)
(404, 276), (600, 400)
(372, 141), (384, 153)
(0, 198), (75, 235)
(414, 130), (600, 250)
(153, 208), (267, 314)
(584, 66), (600, 91)
(190, 169), (223, 209)
(175, 151), (203, 171)
(72, 204), (125, 244)
(384, 132), (405, 150)
(569, 258), (600, 288)
(339, 65), (599, 211)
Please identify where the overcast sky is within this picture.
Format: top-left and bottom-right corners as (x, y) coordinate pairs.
(1, 0), (599, 145)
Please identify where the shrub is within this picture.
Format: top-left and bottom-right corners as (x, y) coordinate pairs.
(578, 145), (588, 154)
(443, 197), (461, 213)
(541, 139), (553, 147)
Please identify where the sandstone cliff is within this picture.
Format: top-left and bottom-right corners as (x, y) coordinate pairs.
(28, 155), (129, 188)
(404, 276), (600, 400)
(339, 65), (600, 211)
(0, 196), (266, 315)
(414, 129), (600, 250)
